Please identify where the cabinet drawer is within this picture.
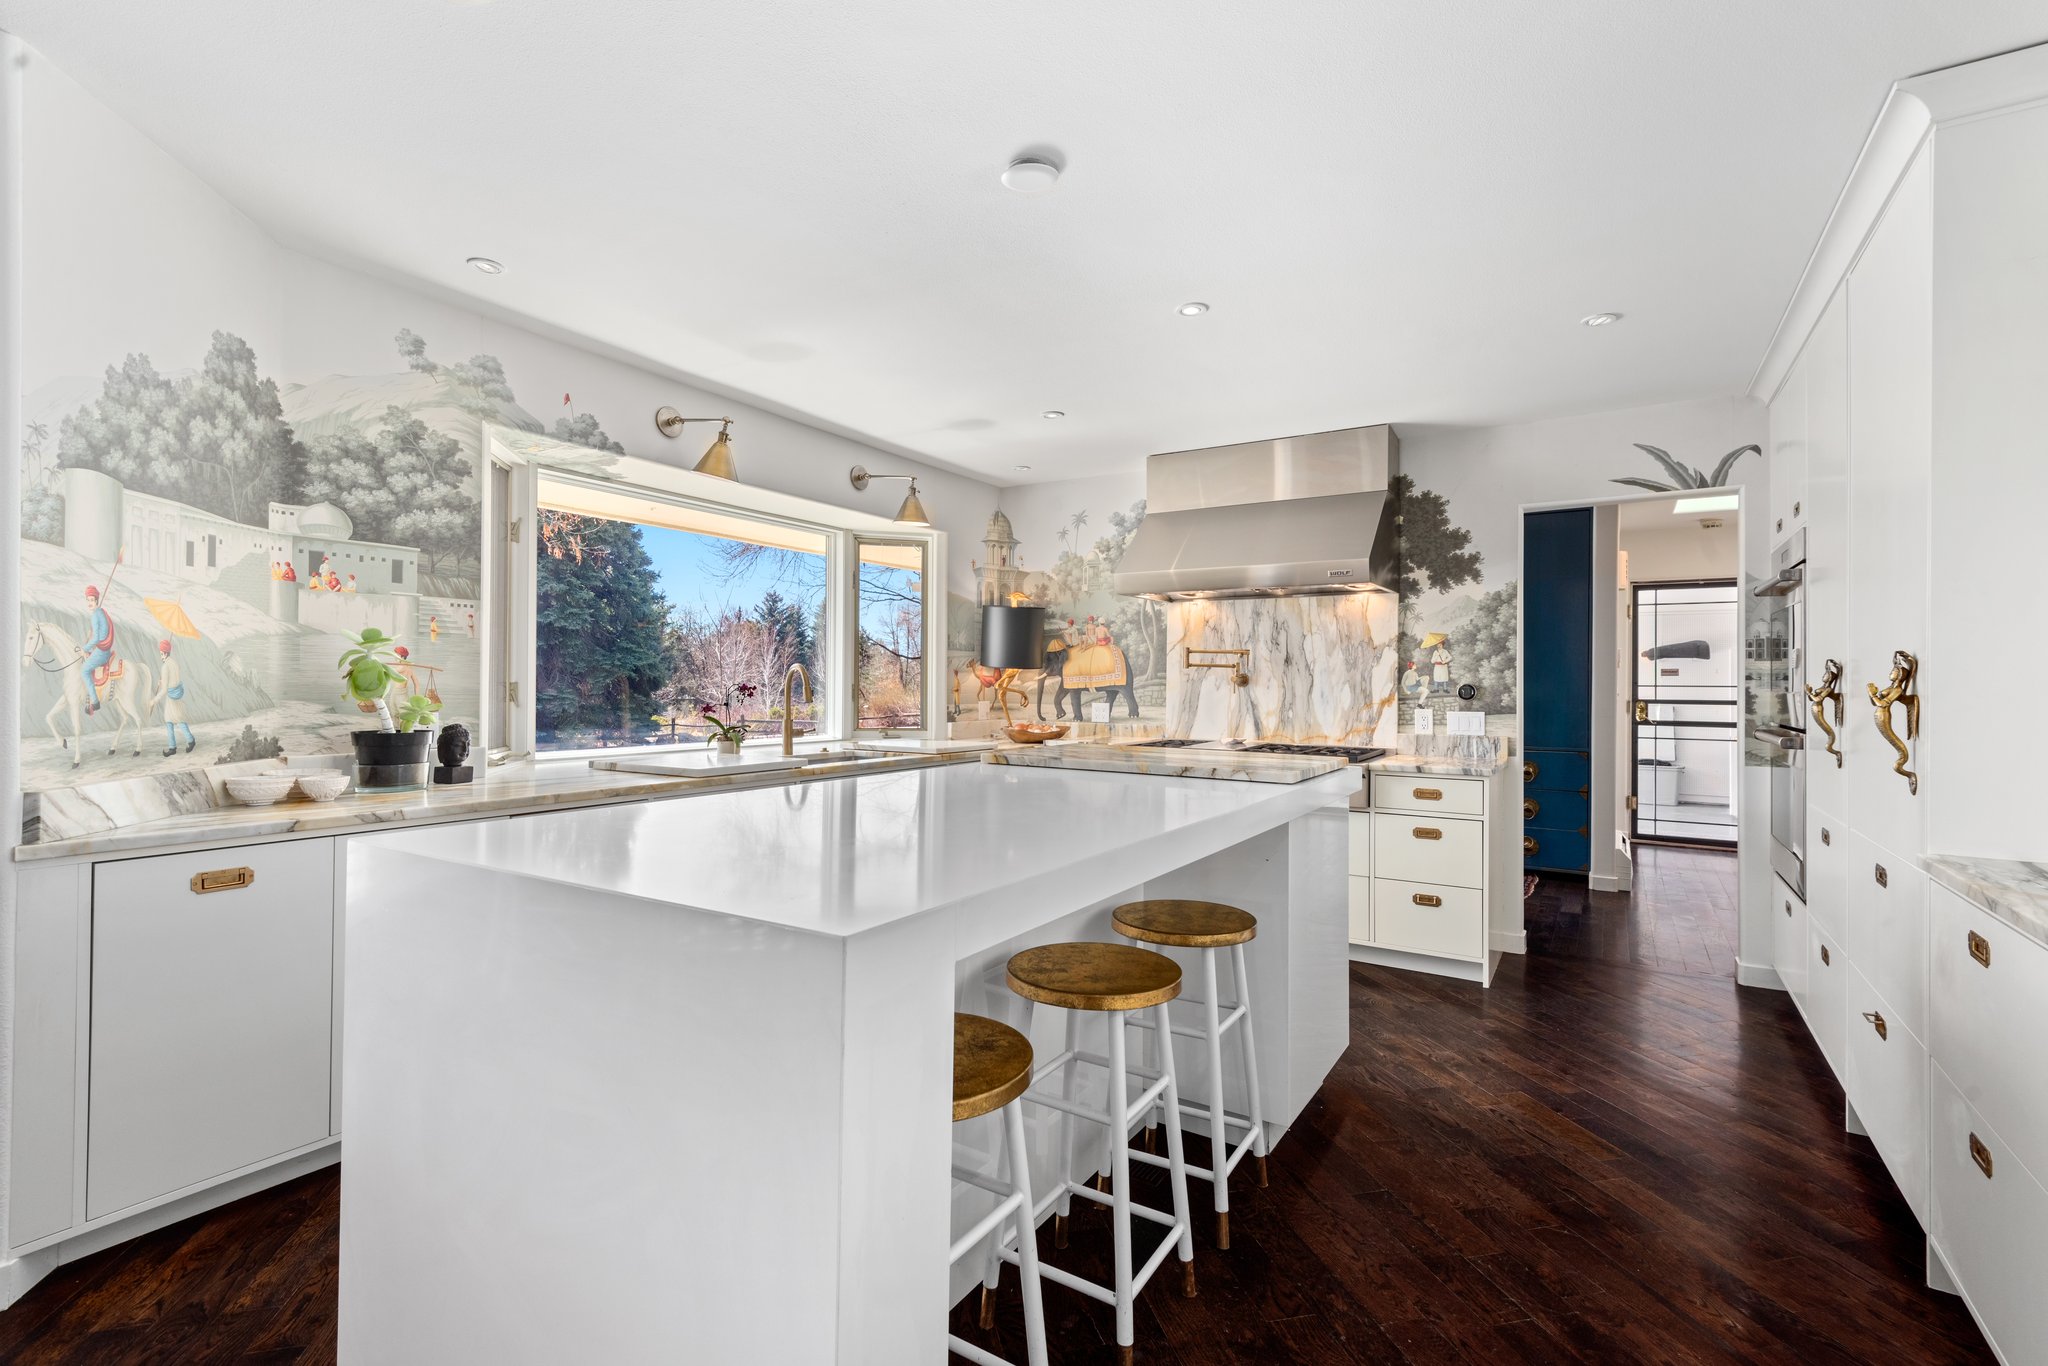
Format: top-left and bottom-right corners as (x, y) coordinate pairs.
(1371, 878), (1483, 960)
(1808, 918), (1845, 1085)
(1930, 884), (2048, 1181)
(1519, 789), (1586, 833)
(88, 840), (335, 1221)
(1521, 827), (1589, 874)
(1375, 775), (1484, 818)
(1373, 815), (1484, 889)
(1521, 749), (1589, 793)
(1844, 965), (1927, 1222)
(1844, 832), (1926, 1043)
(1347, 812), (1372, 877)
(1347, 876), (1372, 945)
(1929, 1063), (2048, 1366)
(1772, 874), (1808, 1012)
(1805, 807), (1845, 939)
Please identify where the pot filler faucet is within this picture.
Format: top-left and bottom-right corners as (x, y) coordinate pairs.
(783, 663), (812, 757)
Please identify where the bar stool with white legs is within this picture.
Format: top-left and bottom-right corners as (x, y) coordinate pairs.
(1112, 900), (1267, 1250)
(949, 1013), (1048, 1366)
(1006, 942), (1197, 1366)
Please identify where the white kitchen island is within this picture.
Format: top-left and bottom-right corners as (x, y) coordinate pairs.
(339, 757), (1356, 1365)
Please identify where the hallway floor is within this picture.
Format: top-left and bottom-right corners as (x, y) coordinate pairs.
(0, 850), (1991, 1364)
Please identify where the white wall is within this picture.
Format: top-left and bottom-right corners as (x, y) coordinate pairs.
(1619, 519), (1740, 583)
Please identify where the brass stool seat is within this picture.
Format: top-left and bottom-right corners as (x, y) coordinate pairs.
(1005, 942), (1182, 1013)
(954, 1013), (1034, 1122)
(1111, 899), (1257, 948)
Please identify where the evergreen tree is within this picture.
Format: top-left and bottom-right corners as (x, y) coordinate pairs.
(535, 514), (672, 743)
(753, 589), (816, 668)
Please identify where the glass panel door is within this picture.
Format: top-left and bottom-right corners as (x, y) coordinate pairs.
(1632, 581), (1739, 847)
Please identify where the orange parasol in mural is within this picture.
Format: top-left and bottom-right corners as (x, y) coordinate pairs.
(143, 596), (203, 639)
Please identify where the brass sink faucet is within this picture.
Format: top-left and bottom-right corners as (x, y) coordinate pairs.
(783, 663), (812, 756)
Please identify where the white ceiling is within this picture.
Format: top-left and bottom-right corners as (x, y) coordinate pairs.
(4, 2), (2043, 486)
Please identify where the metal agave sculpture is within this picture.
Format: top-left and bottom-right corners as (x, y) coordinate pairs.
(1610, 442), (1761, 493)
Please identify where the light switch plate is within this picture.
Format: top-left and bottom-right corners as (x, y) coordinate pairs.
(1447, 710), (1484, 736)
(1413, 707), (1434, 734)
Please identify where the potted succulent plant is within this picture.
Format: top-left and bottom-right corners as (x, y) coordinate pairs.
(339, 627), (441, 789)
(700, 683), (757, 757)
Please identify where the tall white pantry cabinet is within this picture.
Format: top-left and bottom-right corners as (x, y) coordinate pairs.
(1759, 47), (2048, 1365)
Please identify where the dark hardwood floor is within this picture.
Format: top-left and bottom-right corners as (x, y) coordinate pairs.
(0, 849), (1992, 1364)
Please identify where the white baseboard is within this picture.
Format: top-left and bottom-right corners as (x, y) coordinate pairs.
(1735, 958), (1784, 990)
(1588, 873), (1623, 893)
(1350, 943), (1486, 984)
(0, 1142), (341, 1309)
(1490, 929), (1527, 955)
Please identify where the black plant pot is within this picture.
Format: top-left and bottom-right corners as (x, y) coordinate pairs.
(350, 729), (434, 791)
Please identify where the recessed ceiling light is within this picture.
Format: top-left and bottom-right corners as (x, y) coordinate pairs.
(1672, 494), (1739, 513)
(1013, 464), (1032, 472)
(1041, 410), (1065, 420)
(1001, 157), (1062, 194)
(1177, 302), (1210, 316)
(1581, 311), (1622, 327)
(467, 256), (505, 275)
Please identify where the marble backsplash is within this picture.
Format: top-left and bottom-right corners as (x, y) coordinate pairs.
(1164, 594), (1398, 745)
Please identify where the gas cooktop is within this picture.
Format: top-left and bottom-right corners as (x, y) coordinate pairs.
(1134, 739), (1387, 764)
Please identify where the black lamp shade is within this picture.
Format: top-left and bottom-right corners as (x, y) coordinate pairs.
(980, 604), (1046, 670)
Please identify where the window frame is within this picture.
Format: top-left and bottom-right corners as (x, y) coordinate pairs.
(484, 426), (945, 760)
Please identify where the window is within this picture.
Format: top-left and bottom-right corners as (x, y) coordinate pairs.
(493, 441), (944, 758)
(184, 540), (194, 567)
(392, 559), (405, 585)
(856, 541), (925, 730)
(206, 535), (217, 569)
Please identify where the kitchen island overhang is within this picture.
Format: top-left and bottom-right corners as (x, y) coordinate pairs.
(338, 759), (1357, 1365)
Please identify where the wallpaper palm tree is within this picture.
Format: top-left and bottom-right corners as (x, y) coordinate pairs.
(1610, 442), (1760, 493)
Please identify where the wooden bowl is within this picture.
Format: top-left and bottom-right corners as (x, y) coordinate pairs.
(1004, 724), (1070, 745)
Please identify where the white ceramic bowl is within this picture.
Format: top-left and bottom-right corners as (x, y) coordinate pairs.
(225, 774), (297, 807)
(293, 771), (352, 802)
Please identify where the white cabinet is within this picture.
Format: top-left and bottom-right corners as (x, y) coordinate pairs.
(1372, 878), (1482, 960)
(1842, 833), (1927, 1046)
(1929, 1063), (2048, 1366)
(87, 841), (336, 1220)
(1928, 884), (2048, 1182)
(1372, 814), (1484, 888)
(1771, 874), (1808, 1013)
(1843, 964), (1927, 1223)
(1801, 289), (1851, 823)
(1843, 145), (1932, 866)
(1767, 338), (1808, 545)
(1374, 774), (1485, 818)
(1348, 763), (1511, 983)
(1346, 876), (1372, 946)
(1807, 917), (1845, 1084)
(1805, 809), (1845, 939)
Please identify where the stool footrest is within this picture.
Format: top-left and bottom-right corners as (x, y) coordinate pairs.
(1126, 1002), (1248, 1042)
(950, 1190), (1026, 1267)
(1029, 1206), (1188, 1310)
(947, 1334), (1016, 1366)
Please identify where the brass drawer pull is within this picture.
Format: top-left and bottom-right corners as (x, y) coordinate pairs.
(1862, 1010), (1887, 1041)
(1523, 798), (1539, 821)
(1820, 827), (1831, 846)
(190, 866), (255, 894)
(1412, 787), (1443, 801)
(1970, 1133), (1994, 1179)
(1412, 827), (1443, 841)
(1522, 761), (1537, 784)
(1412, 892), (1443, 908)
(1523, 835), (1538, 855)
(1820, 944), (1831, 966)
(1968, 931), (1990, 968)
(1874, 863), (1888, 888)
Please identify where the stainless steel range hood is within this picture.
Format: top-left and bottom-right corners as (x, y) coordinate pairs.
(1113, 424), (1400, 602)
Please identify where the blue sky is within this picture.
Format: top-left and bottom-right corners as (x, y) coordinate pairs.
(636, 526), (916, 637)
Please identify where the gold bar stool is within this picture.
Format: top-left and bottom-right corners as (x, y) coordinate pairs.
(1112, 900), (1267, 1249)
(1006, 943), (1197, 1366)
(949, 1013), (1048, 1366)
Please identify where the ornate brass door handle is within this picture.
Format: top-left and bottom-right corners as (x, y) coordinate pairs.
(1866, 650), (1920, 795)
(1806, 658), (1844, 768)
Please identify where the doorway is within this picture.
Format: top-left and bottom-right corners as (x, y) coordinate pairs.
(1630, 580), (1739, 847)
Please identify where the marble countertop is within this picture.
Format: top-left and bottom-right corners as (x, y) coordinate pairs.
(1925, 855), (2048, 951)
(351, 760), (1360, 940)
(14, 747), (973, 864)
(985, 743), (1348, 784)
(1367, 751), (1510, 778)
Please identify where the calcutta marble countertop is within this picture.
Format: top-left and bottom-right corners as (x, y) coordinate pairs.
(1367, 752), (1510, 779)
(984, 742), (1348, 784)
(14, 747), (975, 864)
(1925, 855), (2048, 952)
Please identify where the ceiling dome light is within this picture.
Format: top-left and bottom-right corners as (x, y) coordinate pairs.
(1013, 464), (1032, 472)
(1041, 410), (1065, 420)
(1580, 311), (1622, 327)
(1000, 157), (1061, 194)
(1177, 302), (1210, 316)
(467, 256), (505, 275)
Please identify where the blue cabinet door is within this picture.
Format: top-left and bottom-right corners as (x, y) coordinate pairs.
(1523, 508), (1594, 872)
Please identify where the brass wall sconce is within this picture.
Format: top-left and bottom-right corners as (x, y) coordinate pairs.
(1807, 657), (1844, 767)
(1867, 649), (1920, 794)
(655, 408), (738, 481)
(848, 466), (932, 526)
(1184, 647), (1250, 688)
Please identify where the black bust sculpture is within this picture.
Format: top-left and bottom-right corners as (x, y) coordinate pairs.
(432, 722), (474, 785)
